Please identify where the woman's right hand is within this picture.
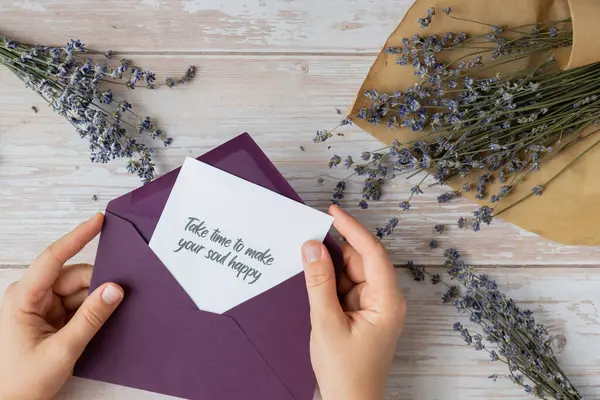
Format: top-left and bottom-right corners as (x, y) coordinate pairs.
(302, 205), (406, 400)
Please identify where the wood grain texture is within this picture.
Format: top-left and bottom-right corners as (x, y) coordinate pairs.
(1, 0), (413, 53)
(2, 55), (600, 266)
(1, 267), (599, 399)
(2, 1), (600, 399)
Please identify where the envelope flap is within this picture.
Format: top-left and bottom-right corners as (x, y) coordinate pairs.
(225, 273), (316, 400)
(107, 133), (306, 243)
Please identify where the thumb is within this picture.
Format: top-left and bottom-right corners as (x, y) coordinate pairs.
(52, 283), (123, 360)
(301, 241), (344, 328)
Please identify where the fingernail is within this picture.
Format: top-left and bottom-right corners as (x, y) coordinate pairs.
(90, 212), (102, 221)
(101, 285), (123, 305)
(302, 243), (322, 263)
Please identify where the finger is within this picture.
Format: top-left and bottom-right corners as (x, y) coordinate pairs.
(341, 241), (365, 284)
(19, 214), (103, 299)
(51, 283), (123, 361)
(343, 283), (365, 312)
(62, 289), (89, 311)
(301, 241), (345, 329)
(329, 205), (396, 288)
(53, 264), (93, 297)
(46, 293), (67, 330)
(337, 270), (355, 295)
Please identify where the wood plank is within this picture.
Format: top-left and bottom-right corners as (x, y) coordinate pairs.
(1, 0), (413, 53)
(0, 266), (598, 399)
(2, 55), (600, 267)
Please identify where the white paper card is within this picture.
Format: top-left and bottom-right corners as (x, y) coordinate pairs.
(149, 157), (334, 314)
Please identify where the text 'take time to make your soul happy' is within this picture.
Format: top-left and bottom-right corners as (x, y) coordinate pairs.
(174, 217), (275, 284)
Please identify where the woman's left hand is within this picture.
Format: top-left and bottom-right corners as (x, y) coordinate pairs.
(0, 213), (124, 400)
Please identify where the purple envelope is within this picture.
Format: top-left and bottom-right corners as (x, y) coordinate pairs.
(74, 133), (342, 399)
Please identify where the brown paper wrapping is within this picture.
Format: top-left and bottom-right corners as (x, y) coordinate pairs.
(350, 0), (600, 246)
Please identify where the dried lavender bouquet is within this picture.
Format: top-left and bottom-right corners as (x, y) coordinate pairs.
(316, 9), (600, 236)
(405, 249), (582, 399)
(0, 36), (195, 182)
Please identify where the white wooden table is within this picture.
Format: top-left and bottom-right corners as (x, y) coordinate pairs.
(1, 1), (600, 399)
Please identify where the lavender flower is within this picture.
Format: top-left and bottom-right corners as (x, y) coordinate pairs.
(437, 191), (459, 203)
(434, 224), (445, 234)
(399, 201), (411, 211)
(319, 12), (582, 237)
(440, 250), (581, 399)
(403, 247), (582, 399)
(344, 155), (354, 169)
(442, 285), (459, 303)
(375, 217), (399, 238)
(165, 65), (196, 88)
(531, 185), (544, 196)
(418, 7), (436, 29)
(314, 130), (333, 143)
(332, 181), (346, 204)
(406, 261), (425, 282)
(429, 238), (438, 249)
(0, 36), (196, 182)
(410, 185), (423, 195)
(328, 155), (342, 168)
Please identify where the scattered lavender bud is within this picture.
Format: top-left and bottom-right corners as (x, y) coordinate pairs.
(31, 106), (37, 113)
(178, 65), (196, 84)
(335, 107), (342, 115)
(531, 185), (544, 196)
(344, 155), (354, 169)
(429, 238), (438, 249)
(165, 76), (176, 88)
(92, 194), (98, 201)
(406, 261), (425, 282)
(332, 180), (346, 203)
(437, 191), (459, 203)
(165, 65), (197, 88)
(328, 155), (342, 168)
(431, 273), (441, 284)
(411, 185), (424, 195)
(457, 217), (467, 229)
(299, 145), (305, 152)
(399, 201), (411, 211)
(442, 285), (459, 303)
(313, 130), (332, 143)
(417, 7), (436, 29)
(358, 200), (368, 209)
(375, 217), (399, 238)
(472, 206), (493, 231)
(434, 224), (445, 234)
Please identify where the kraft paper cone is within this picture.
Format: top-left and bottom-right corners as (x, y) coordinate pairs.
(350, 0), (600, 246)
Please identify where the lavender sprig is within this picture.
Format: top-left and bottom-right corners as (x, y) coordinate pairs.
(405, 248), (582, 399)
(316, 10), (595, 236)
(0, 37), (195, 183)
